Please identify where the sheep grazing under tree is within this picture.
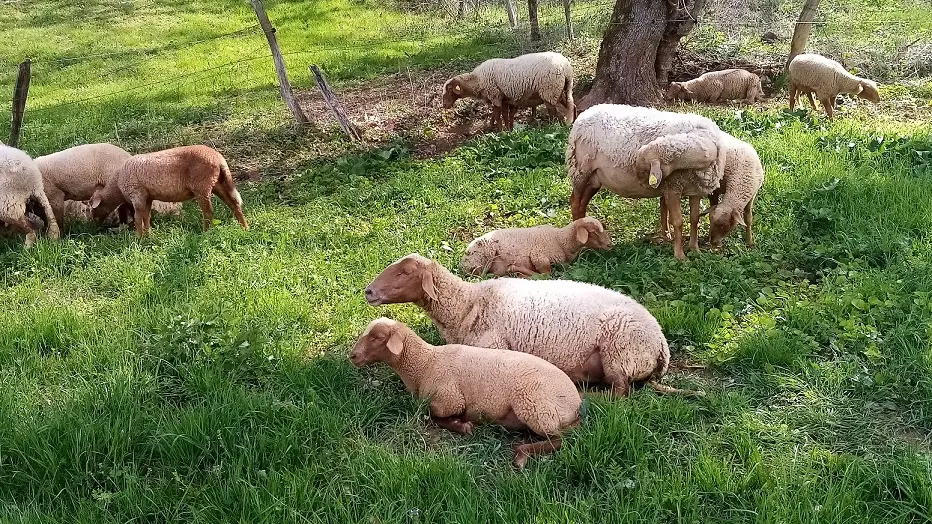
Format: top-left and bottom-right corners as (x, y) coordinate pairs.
(665, 69), (765, 104)
(442, 51), (575, 131)
(365, 253), (702, 397)
(89, 145), (248, 236)
(350, 317), (581, 470)
(788, 53), (880, 118)
(0, 144), (60, 246)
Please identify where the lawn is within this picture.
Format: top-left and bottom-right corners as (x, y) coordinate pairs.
(2, 0), (932, 522)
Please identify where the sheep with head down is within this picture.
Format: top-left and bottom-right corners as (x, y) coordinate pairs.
(350, 317), (581, 470)
(365, 253), (702, 397)
(788, 53), (880, 118)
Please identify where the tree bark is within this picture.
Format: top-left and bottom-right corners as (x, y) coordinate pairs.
(527, 0), (540, 42)
(563, 0), (574, 40)
(504, 0), (518, 29)
(787, 0), (821, 70)
(580, 0), (705, 110)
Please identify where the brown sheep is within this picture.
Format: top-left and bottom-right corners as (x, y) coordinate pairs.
(350, 317), (581, 470)
(89, 145), (247, 235)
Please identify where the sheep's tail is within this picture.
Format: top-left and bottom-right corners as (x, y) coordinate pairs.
(218, 156), (242, 208)
(32, 190), (59, 239)
(563, 72), (575, 124)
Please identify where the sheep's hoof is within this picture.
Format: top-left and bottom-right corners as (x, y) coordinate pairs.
(512, 446), (529, 471)
(460, 421), (475, 436)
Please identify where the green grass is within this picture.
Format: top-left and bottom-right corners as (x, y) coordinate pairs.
(3, 0), (932, 521)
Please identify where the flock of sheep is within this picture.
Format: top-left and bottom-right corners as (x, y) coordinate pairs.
(0, 47), (883, 470)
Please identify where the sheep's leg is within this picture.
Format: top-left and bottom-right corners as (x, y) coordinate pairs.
(513, 437), (562, 471)
(820, 96), (834, 119)
(133, 202), (152, 236)
(195, 193), (214, 230)
(688, 195), (701, 252)
(431, 415), (474, 435)
(610, 376), (631, 397)
(509, 264), (539, 278)
(806, 92), (817, 110)
(213, 185), (249, 230)
(744, 201), (755, 248)
(664, 193), (687, 260)
(788, 83), (797, 110)
(529, 254), (551, 275)
(45, 186), (66, 230)
(570, 185), (599, 220)
(650, 196), (671, 243)
(4, 214), (38, 247)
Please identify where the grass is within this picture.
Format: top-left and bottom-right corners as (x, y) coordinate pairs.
(3, 0), (932, 521)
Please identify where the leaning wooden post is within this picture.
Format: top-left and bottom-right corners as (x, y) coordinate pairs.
(504, 0), (518, 29)
(787, 0), (821, 70)
(562, 0), (574, 40)
(9, 59), (31, 147)
(249, 0), (310, 126)
(309, 65), (361, 142)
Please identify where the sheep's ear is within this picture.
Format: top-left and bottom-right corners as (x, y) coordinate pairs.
(421, 267), (438, 301)
(89, 193), (102, 209)
(733, 209), (746, 227)
(648, 161), (663, 188)
(699, 206), (713, 217)
(387, 330), (404, 355)
(575, 224), (589, 244)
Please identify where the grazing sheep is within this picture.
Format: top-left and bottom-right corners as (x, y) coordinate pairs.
(365, 253), (702, 397)
(89, 145), (247, 235)
(0, 144), (60, 246)
(442, 51), (574, 131)
(350, 317), (581, 470)
(460, 217), (612, 277)
(666, 69), (765, 103)
(788, 53), (880, 118)
(567, 104), (726, 259)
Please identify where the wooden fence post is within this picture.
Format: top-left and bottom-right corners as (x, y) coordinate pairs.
(249, 0), (310, 126)
(9, 59), (31, 147)
(563, 0), (574, 40)
(309, 65), (361, 142)
(504, 0), (518, 29)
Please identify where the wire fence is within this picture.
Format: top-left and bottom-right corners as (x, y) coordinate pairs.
(2, 0), (930, 154)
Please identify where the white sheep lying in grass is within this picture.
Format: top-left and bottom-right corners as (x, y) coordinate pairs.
(567, 104), (726, 259)
(442, 51), (575, 131)
(788, 53), (880, 118)
(460, 217), (612, 277)
(350, 317), (581, 470)
(365, 253), (702, 397)
(666, 69), (764, 103)
(0, 144), (59, 246)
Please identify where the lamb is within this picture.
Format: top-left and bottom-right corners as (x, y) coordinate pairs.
(442, 51), (574, 131)
(665, 69), (765, 103)
(350, 317), (581, 470)
(365, 253), (702, 397)
(34, 143), (182, 227)
(567, 104), (726, 259)
(460, 217), (612, 277)
(89, 145), (248, 235)
(0, 144), (60, 246)
(634, 131), (722, 189)
(788, 53), (880, 118)
(699, 133), (764, 248)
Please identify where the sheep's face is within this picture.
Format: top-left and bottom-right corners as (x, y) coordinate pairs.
(574, 218), (612, 250)
(665, 83), (690, 100)
(89, 189), (121, 223)
(365, 253), (438, 306)
(349, 318), (404, 367)
(858, 80), (880, 103)
(459, 237), (495, 276)
(708, 206), (745, 246)
(442, 79), (463, 109)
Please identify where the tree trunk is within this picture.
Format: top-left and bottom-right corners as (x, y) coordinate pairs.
(563, 0), (574, 41)
(787, 0), (821, 70)
(580, 0), (705, 110)
(504, 0), (518, 29)
(527, 0), (540, 42)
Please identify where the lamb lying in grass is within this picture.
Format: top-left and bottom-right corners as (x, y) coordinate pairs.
(350, 317), (581, 470)
(366, 253), (702, 397)
(460, 217), (612, 277)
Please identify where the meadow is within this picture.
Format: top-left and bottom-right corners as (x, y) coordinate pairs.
(2, 0), (932, 522)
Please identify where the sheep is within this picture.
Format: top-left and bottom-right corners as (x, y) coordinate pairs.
(442, 51), (574, 131)
(567, 104), (726, 259)
(788, 53), (880, 118)
(365, 253), (702, 397)
(460, 217), (612, 277)
(665, 69), (765, 103)
(350, 317), (581, 470)
(0, 144), (60, 246)
(699, 132), (764, 248)
(89, 145), (247, 235)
